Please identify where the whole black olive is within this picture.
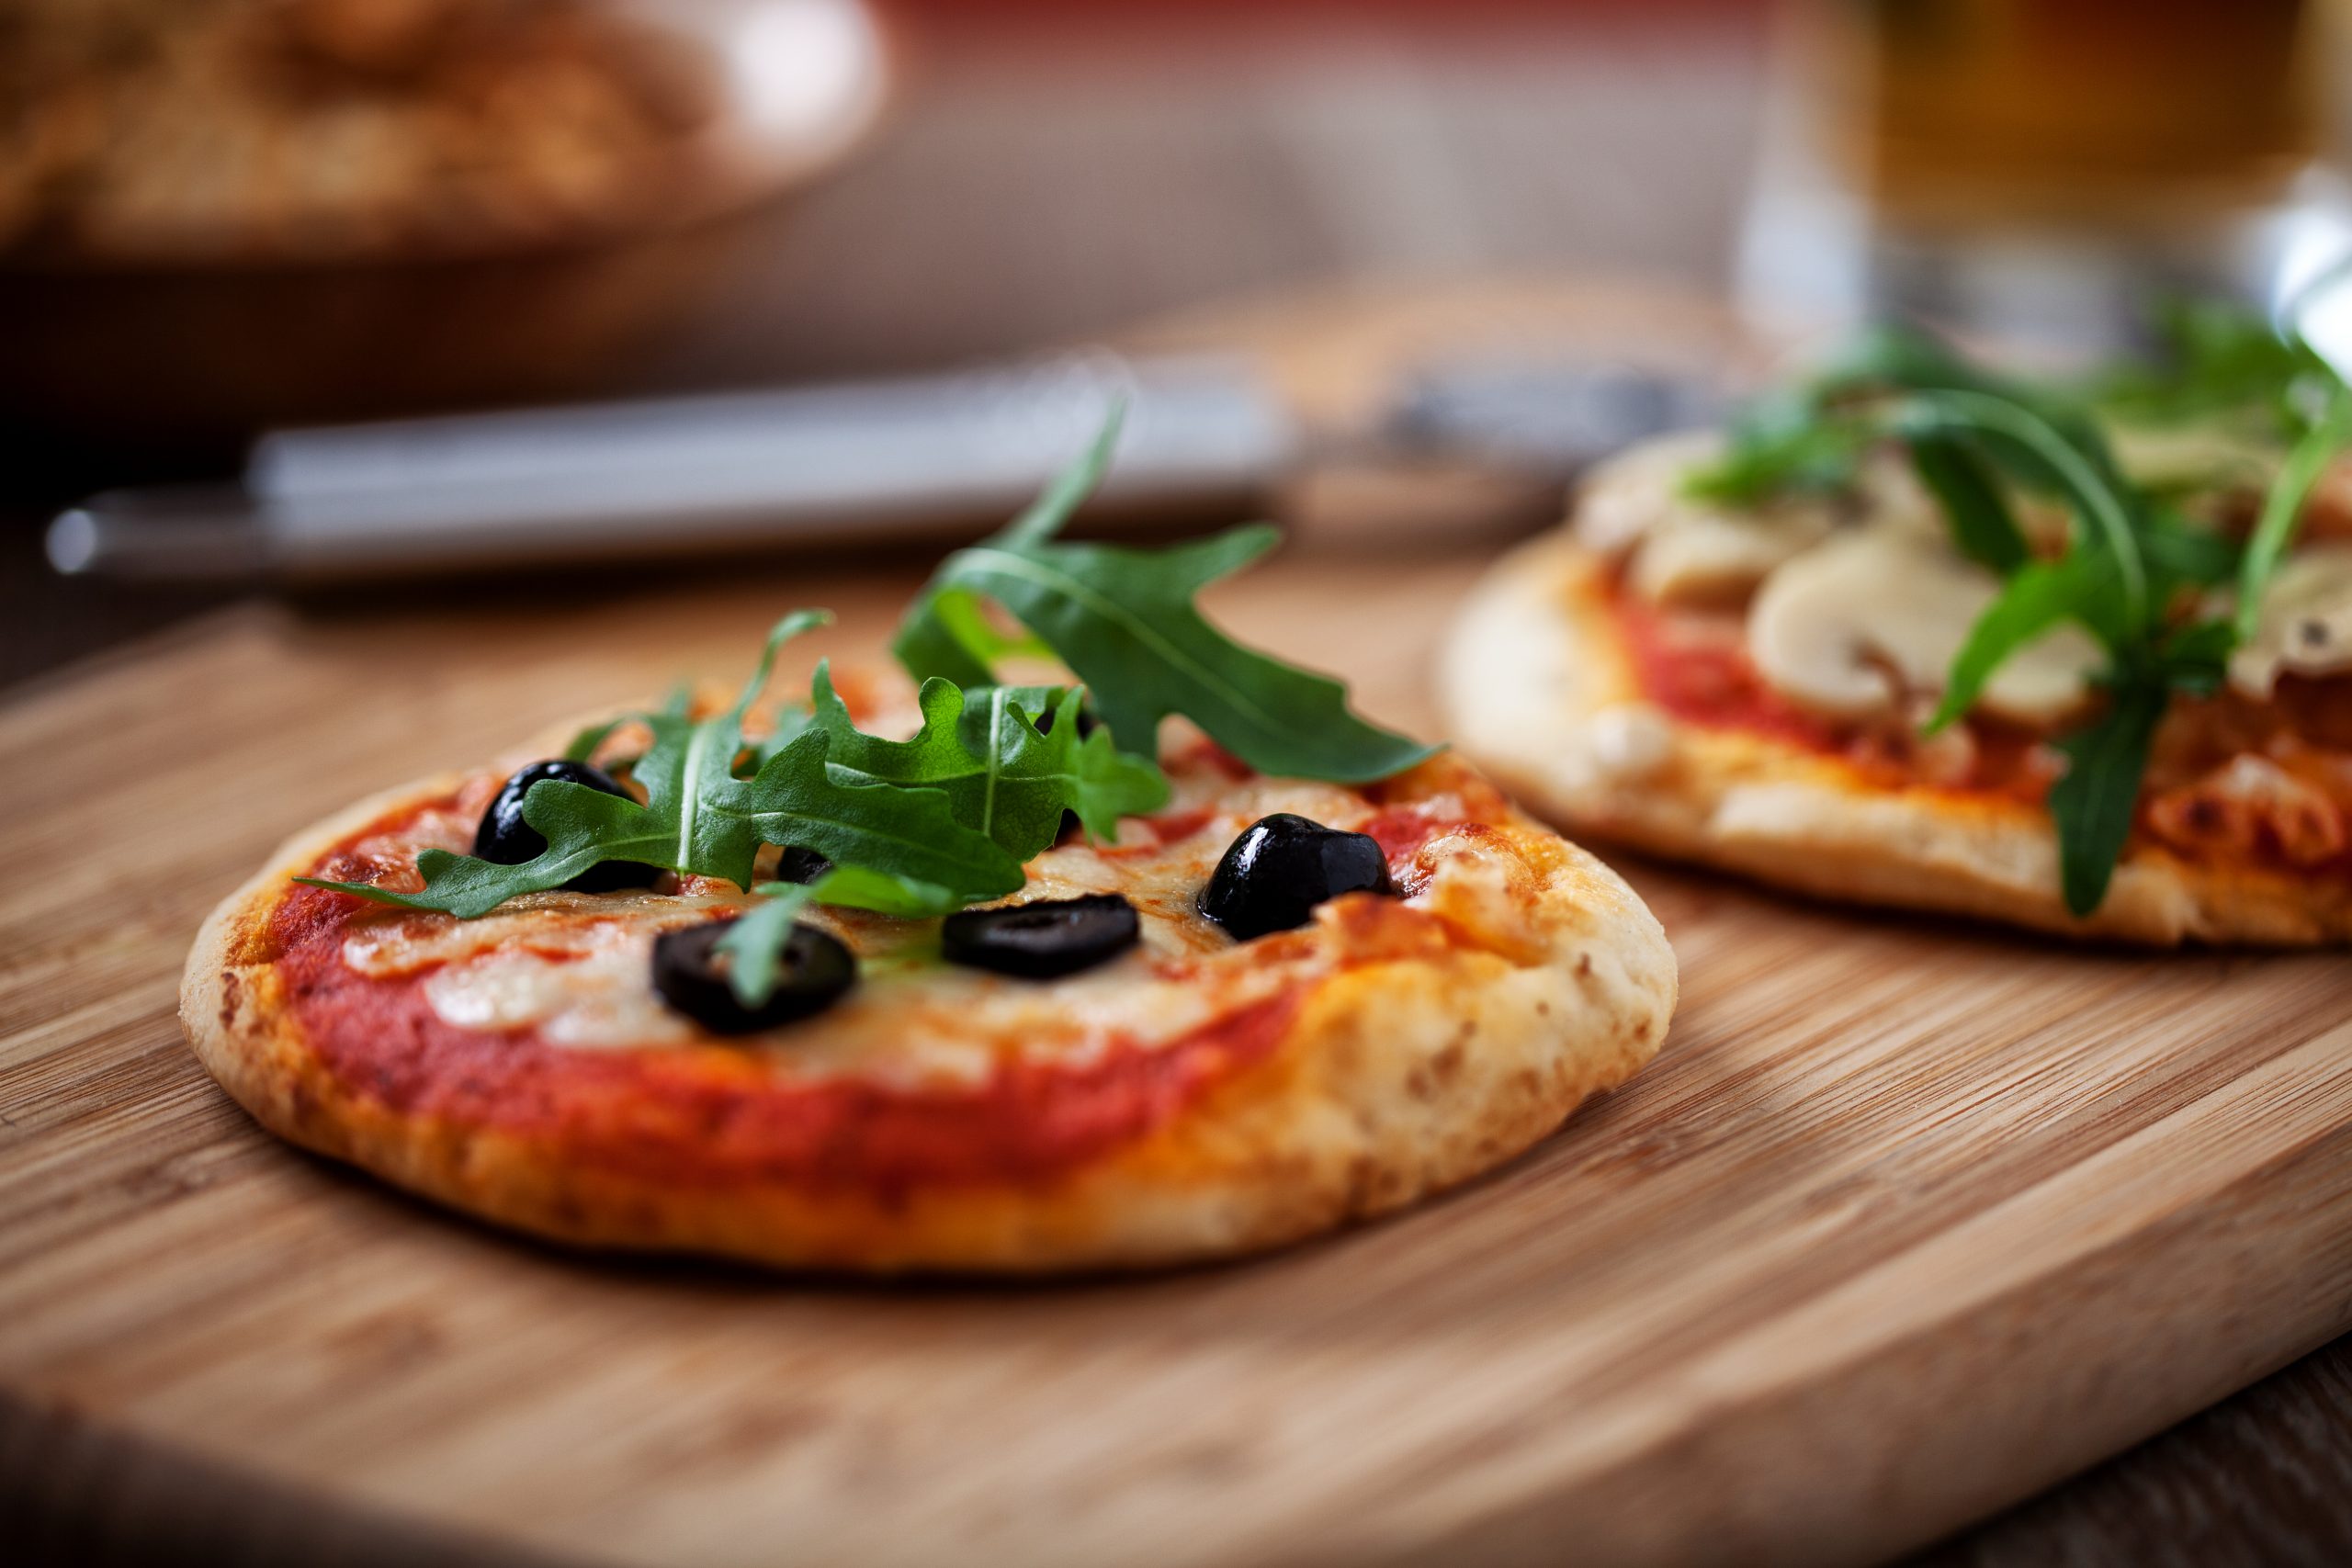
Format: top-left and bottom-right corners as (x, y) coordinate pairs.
(650, 917), (856, 1034)
(775, 846), (833, 885)
(475, 761), (662, 892)
(1198, 814), (1391, 941)
(941, 894), (1140, 978)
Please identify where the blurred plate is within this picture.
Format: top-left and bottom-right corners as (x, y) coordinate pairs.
(0, 0), (890, 270)
(0, 0), (889, 453)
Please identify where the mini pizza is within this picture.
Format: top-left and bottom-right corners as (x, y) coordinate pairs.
(181, 430), (1676, 1274)
(1442, 314), (2352, 946)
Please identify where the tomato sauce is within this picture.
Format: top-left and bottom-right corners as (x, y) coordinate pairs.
(1607, 582), (2056, 807)
(1611, 592), (1846, 752)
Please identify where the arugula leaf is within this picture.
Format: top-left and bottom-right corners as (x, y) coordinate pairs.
(2141, 506), (2241, 590)
(716, 860), (981, 1007)
(1905, 434), (2028, 574)
(302, 613), (1024, 917)
(795, 865), (961, 918)
(2159, 617), (2237, 695)
(1681, 387), (1872, 504)
(1002, 399), (1126, 547)
(2047, 678), (2168, 917)
(808, 664), (1167, 859)
(894, 412), (1125, 686)
(965, 685), (1170, 840)
(1890, 390), (2149, 630)
(2236, 389), (2352, 644)
(713, 883), (818, 1006)
(2095, 299), (2337, 434)
(892, 587), (1011, 694)
(900, 522), (1435, 783)
(1926, 554), (2126, 733)
(1684, 322), (2109, 506)
(562, 716), (626, 764)
(895, 418), (1433, 783)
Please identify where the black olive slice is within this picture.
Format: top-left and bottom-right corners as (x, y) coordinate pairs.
(650, 918), (856, 1035)
(941, 894), (1140, 979)
(475, 760), (662, 892)
(1197, 813), (1391, 942)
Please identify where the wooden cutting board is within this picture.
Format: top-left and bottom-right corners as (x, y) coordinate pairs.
(6, 285), (2352, 1568)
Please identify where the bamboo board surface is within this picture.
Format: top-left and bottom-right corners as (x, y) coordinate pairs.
(6, 286), (2352, 1566)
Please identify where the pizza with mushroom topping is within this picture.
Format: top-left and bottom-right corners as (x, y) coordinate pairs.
(182, 423), (1677, 1273)
(1442, 309), (2352, 945)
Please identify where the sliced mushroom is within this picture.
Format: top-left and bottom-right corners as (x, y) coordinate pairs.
(2104, 420), (2280, 494)
(1626, 510), (1838, 608)
(1747, 531), (2102, 728)
(1573, 431), (1733, 558)
(1575, 431), (1943, 608)
(2228, 543), (2352, 697)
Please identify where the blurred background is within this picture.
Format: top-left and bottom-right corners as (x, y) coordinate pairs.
(8, 0), (2342, 687)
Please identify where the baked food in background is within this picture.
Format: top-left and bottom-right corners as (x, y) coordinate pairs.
(1443, 310), (2352, 945)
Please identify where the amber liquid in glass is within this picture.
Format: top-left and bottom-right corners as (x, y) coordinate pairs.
(1826, 0), (2319, 231)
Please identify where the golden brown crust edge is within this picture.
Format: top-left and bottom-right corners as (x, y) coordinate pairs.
(180, 757), (1677, 1275)
(1439, 532), (2352, 948)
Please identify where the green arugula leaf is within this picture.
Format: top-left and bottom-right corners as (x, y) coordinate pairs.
(796, 866), (962, 918)
(562, 716), (627, 764)
(302, 612), (1024, 918)
(1927, 553), (2128, 733)
(743, 703), (813, 773)
(2237, 389), (2352, 644)
(715, 862), (978, 1007)
(1890, 390), (2149, 631)
(2048, 678), (2168, 918)
(713, 883), (818, 1006)
(1905, 434), (2028, 574)
(894, 412), (1124, 686)
(1680, 387), (1872, 504)
(1001, 400), (1125, 547)
(714, 733), (1025, 898)
(2141, 506), (2241, 591)
(892, 587), (1016, 694)
(895, 415), (1434, 784)
(1684, 322), (2109, 507)
(2159, 617), (2237, 695)
(2095, 299), (2337, 434)
(901, 522), (1435, 783)
(959, 685), (1170, 841)
(808, 664), (1167, 859)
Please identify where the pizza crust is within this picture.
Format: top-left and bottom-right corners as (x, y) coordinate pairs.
(1441, 532), (2352, 947)
(181, 739), (1676, 1274)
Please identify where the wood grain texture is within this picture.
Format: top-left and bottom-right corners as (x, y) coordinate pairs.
(3, 540), (2352, 1567)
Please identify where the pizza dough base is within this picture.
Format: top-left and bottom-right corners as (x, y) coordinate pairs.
(182, 744), (1677, 1274)
(1441, 532), (2352, 947)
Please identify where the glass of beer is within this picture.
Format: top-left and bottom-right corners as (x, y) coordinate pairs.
(1740, 0), (2345, 354)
